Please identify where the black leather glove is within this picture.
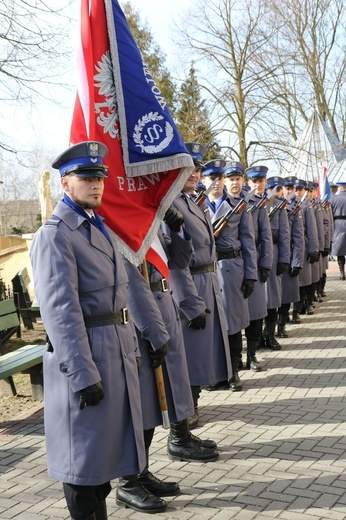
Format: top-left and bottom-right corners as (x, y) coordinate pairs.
(136, 356), (141, 376)
(322, 248), (330, 258)
(289, 266), (300, 277)
(188, 308), (211, 330)
(148, 342), (168, 369)
(276, 263), (289, 275)
(258, 266), (270, 283)
(79, 381), (104, 410)
(241, 279), (255, 299)
(308, 252), (319, 264)
(163, 207), (184, 232)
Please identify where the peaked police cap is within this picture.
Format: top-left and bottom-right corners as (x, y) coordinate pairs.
(245, 165), (268, 179)
(184, 142), (207, 165)
(224, 161), (245, 176)
(52, 141), (109, 178)
(202, 159), (226, 177)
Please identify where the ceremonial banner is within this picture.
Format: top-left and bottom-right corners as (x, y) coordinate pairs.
(70, 0), (193, 270)
(317, 165), (331, 200)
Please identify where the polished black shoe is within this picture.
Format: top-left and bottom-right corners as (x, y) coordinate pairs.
(138, 471), (180, 497)
(167, 440), (218, 462)
(203, 380), (230, 391)
(305, 305), (314, 315)
(190, 432), (217, 450)
(277, 326), (288, 338)
(188, 406), (199, 430)
(116, 479), (167, 513)
(168, 420), (219, 462)
(229, 375), (242, 392)
(246, 357), (262, 371)
(291, 312), (301, 324)
(265, 336), (282, 351)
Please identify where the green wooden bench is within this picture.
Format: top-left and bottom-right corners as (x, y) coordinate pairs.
(0, 299), (22, 395)
(12, 267), (39, 329)
(0, 344), (45, 400)
(0, 299), (21, 352)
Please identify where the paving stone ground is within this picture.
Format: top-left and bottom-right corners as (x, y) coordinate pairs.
(1, 261), (345, 519)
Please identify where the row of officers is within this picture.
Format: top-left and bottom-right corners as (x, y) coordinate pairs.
(30, 140), (344, 520)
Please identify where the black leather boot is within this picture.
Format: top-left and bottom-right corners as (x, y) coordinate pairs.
(72, 514), (96, 520)
(138, 450), (180, 497)
(94, 500), (107, 520)
(265, 321), (282, 350)
(167, 419), (219, 462)
(338, 261), (346, 280)
(291, 303), (301, 324)
(189, 432), (217, 450)
(246, 340), (261, 371)
(257, 322), (267, 349)
(116, 475), (167, 513)
(188, 386), (200, 429)
(277, 315), (288, 338)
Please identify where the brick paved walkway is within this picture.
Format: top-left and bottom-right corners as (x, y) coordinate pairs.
(1, 262), (345, 519)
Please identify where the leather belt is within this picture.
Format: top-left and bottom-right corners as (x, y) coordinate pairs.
(190, 261), (217, 275)
(217, 250), (241, 260)
(150, 278), (169, 292)
(334, 216), (346, 220)
(84, 309), (130, 328)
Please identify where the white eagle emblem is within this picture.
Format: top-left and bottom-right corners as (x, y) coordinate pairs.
(94, 51), (120, 139)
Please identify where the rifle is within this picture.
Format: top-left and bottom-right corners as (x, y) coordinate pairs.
(194, 177), (219, 206)
(268, 190), (296, 221)
(290, 190), (308, 217)
(213, 189), (256, 238)
(247, 185), (278, 213)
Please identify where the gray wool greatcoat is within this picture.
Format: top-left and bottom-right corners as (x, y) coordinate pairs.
(313, 202), (325, 280)
(208, 194), (257, 335)
(168, 192), (232, 387)
(321, 204), (331, 274)
(30, 200), (146, 486)
(265, 198), (291, 309)
(246, 195), (274, 320)
(331, 191), (346, 256)
(125, 229), (194, 429)
(298, 199), (319, 288)
(281, 202), (305, 305)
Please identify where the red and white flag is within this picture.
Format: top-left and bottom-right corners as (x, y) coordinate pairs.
(70, 0), (193, 277)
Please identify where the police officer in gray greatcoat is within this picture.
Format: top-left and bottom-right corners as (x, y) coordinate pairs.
(245, 166), (274, 369)
(260, 176), (290, 350)
(125, 226), (218, 475)
(294, 179), (320, 319)
(277, 176), (305, 337)
(302, 181), (322, 313)
(30, 142), (147, 520)
(310, 182), (327, 301)
(331, 182), (346, 280)
(167, 143), (232, 429)
(202, 161), (257, 390)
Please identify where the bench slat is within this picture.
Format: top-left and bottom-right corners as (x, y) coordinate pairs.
(0, 314), (20, 330)
(0, 344), (46, 379)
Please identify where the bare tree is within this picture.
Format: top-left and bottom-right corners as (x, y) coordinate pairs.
(0, 0), (75, 153)
(260, 0), (346, 146)
(175, 0), (345, 168)
(174, 0), (283, 167)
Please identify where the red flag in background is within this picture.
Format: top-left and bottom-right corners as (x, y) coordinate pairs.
(70, 0), (193, 277)
(317, 165), (331, 200)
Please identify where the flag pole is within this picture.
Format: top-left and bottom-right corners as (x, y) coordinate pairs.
(140, 260), (170, 429)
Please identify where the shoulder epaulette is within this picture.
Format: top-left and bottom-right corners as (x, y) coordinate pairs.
(44, 215), (61, 227)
